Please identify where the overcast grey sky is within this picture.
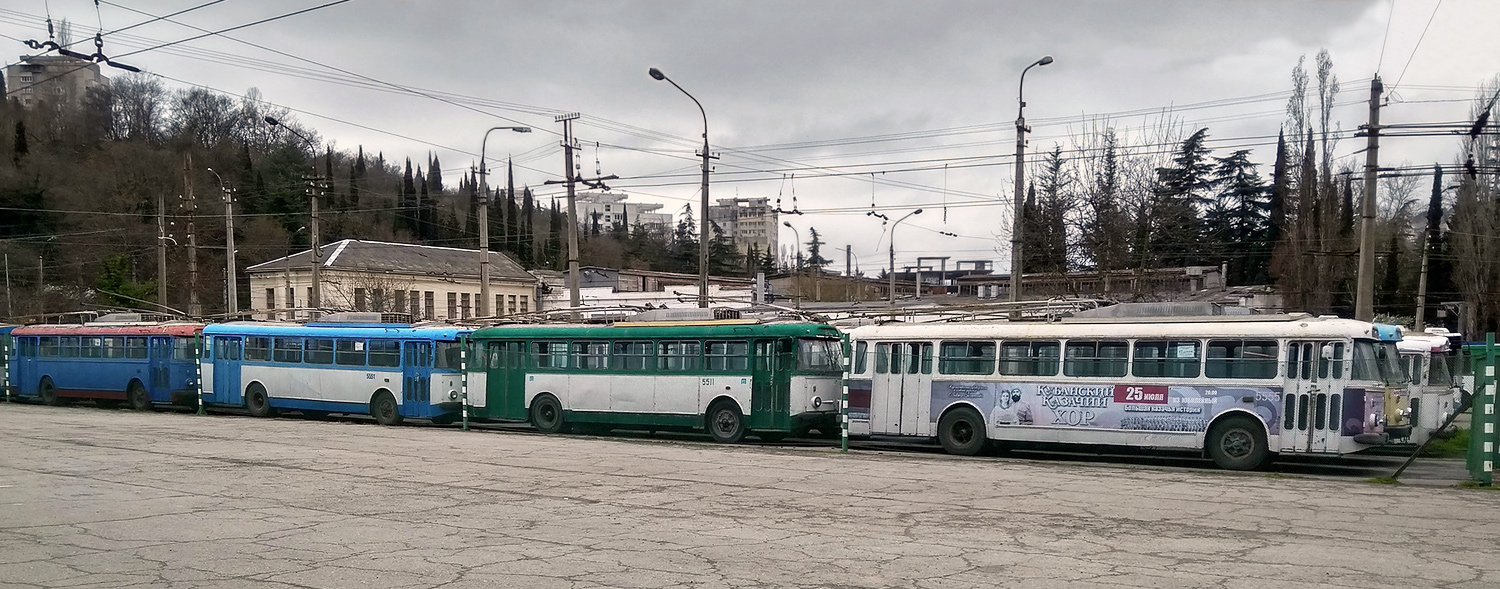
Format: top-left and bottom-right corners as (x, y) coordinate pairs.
(4, 0), (1497, 273)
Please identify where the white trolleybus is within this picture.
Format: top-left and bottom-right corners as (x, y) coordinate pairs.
(846, 313), (1409, 470)
(1396, 327), (1464, 443)
(200, 313), (471, 425)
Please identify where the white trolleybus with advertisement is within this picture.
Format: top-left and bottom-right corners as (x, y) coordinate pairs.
(845, 313), (1411, 470)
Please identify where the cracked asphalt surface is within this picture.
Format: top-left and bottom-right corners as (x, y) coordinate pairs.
(2, 403), (1498, 588)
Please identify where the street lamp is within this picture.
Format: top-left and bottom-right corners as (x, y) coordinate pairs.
(649, 67), (712, 308)
(783, 221), (801, 304)
(1011, 54), (1053, 304)
(264, 116), (325, 319)
(476, 125), (532, 318)
(889, 209), (923, 305)
(206, 167), (237, 316)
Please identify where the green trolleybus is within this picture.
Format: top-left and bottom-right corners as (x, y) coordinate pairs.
(466, 320), (845, 442)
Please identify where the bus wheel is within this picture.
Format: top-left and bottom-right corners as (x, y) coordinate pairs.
(39, 378), (68, 407)
(530, 395), (564, 433)
(371, 391), (404, 426)
(706, 401), (746, 444)
(245, 383), (275, 418)
(1207, 416), (1269, 471)
(127, 382), (153, 411)
(937, 406), (987, 456)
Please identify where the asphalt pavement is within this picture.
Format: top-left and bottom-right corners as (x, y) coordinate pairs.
(1, 403), (1497, 588)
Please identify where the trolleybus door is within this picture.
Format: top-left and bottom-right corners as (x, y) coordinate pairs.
(1282, 340), (1343, 453)
(488, 341), (526, 420)
(15, 338), (36, 394)
(871, 342), (933, 436)
(402, 341), (432, 418)
(149, 337), (172, 397)
(749, 340), (790, 431)
(211, 336), (243, 406)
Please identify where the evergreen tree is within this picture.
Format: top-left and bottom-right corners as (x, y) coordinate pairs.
(520, 186), (534, 265)
(673, 203), (699, 274)
(351, 146), (364, 208)
(400, 158), (416, 235)
(427, 154), (443, 194)
(1082, 128), (1129, 273)
(417, 167), (433, 241)
(1152, 128), (1214, 267)
(1208, 149), (1269, 284)
(12, 120), (27, 166)
(1032, 145), (1072, 274)
(547, 199), (564, 270)
(805, 227), (831, 269)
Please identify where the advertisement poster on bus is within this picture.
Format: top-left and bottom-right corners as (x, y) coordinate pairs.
(930, 381), (1282, 434)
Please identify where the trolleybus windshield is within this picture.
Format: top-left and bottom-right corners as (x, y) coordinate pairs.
(796, 338), (844, 372)
(1351, 339), (1403, 386)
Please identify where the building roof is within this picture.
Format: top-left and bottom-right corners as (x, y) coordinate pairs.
(246, 239), (536, 283)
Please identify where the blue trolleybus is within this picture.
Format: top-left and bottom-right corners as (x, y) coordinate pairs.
(6, 315), (204, 409)
(200, 313), (471, 425)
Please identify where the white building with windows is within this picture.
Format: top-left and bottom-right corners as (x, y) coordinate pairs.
(575, 191), (672, 232)
(246, 240), (539, 321)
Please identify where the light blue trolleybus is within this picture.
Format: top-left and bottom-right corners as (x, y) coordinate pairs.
(200, 313), (471, 425)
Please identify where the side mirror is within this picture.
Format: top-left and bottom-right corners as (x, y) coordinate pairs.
(1321, 344), (1336, 360)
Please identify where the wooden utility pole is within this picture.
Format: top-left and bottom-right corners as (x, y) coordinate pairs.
(306, 173), (323, 319)
(184, 154), (201, 317)
(1355, 76), (1382, 321)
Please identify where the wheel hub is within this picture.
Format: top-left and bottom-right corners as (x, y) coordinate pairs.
(1222, 429), (1253, 458)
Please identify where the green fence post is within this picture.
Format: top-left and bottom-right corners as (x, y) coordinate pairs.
(1468, 333), (1496, 485)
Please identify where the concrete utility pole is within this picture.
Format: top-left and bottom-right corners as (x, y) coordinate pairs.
(1355, 76), (1382, 322)
(1011, 55), (1054, 304)
(157, 193), (168, 308)
(558, 113), (582, 309)
(476, 126), (531, 317)
(208, 168), (237, 316)
(183, 154), (201, 317)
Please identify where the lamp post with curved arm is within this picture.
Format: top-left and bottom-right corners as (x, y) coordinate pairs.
(476, 126), (532, 317)
(650, 67), (712, 308)
(889, 209), (923, 305)
(264, 116), (325, 318)
(1011, 55), (1054, 304)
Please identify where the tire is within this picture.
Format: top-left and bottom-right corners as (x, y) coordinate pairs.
(1206, 415), (1270, 471)
(937, 406), (988, 456)
(530, 394), (564, 433)
(39, 378), (67, 407)
(126, 381), (153, 411)
(245, 383), (275, 418)
(371, 391), (404, 426)
(706, 401), (746, 444)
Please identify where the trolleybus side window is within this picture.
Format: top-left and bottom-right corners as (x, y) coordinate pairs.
(273, 338), (303, 363)
(533, 342), (569, 369)
(335, 340), (366, 366)
(854, 341), (868, 374)
(1206, 339), (1278, 379)
(245, 337), (270, 361)
(1318, 342), (1345, 379)
(658, 341), (700, 371)
(434, 342), (463, 370)
(705, 340), (749, 372)
(1063, 340), (1128, 378)
(999, 341), (1060, 376)
(939, 341), (996, 375)
(39, 336), (59, 357)
(173, 337), (196, 360)
(304, 338), (334, 364)
(58, 336), (79, 358)
(910, 342), (933, 374)
(572, 341), (609, 370)
(612, 341), (653, 371)
(81, 337), (102, 359)
(368, 340), (400, 367)
(125, 336), (148, 359)
(102, 336), (124, 359)
(1132, 340), (1201, 378)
